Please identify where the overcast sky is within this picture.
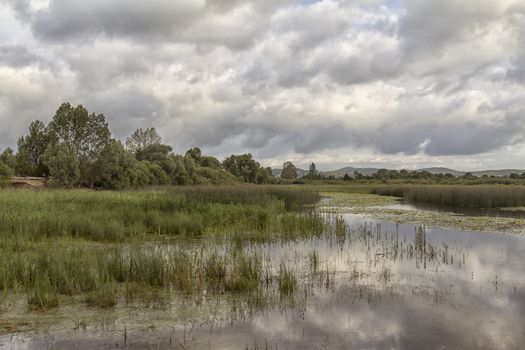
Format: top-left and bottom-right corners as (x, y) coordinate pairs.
(1, 0), (524, 170)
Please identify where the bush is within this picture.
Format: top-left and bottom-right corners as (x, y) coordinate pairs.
(0, 160), (13, 188)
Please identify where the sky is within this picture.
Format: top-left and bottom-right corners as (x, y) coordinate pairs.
(0, 0), (525, 171)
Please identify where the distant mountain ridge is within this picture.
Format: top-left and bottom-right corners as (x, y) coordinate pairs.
(272, 166), (525, 178)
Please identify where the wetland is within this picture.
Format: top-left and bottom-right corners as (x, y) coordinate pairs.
(0, 186), (524, 349)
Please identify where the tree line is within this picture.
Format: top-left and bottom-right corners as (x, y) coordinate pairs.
(0, 103), (279, 188)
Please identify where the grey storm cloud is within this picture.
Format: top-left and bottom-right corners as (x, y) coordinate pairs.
(0, 45), (39, 67)
(1, 0), (525, 168)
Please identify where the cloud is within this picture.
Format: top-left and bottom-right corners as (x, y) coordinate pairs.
(1, 0), (525, 169)
(0, 44), (39, 67)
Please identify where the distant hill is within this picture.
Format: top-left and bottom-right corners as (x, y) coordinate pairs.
(419, 168), (525, 177)
(471, 169), (525, 177)
(271, 166), (525, 178)
(322, 167), (382, 178)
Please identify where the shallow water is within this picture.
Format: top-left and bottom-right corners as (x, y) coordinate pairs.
(2, 214), (524, 350)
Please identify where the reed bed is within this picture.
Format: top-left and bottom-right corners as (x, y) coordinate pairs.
(0, 186), (321, 242)
(371, 185), (525, 210)
(0, 244), (267, 309)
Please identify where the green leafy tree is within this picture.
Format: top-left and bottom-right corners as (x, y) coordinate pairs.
(92, 141), (136, 189)
(223, 154), (261, 183)
(0, 148), (16, 171)
(43, 143), (80, 188)
(195, 167), (238, 185)
(15, 120), (50, 176)
(305, 162), (320, 179)
(129, 161), (170, 187)
(125, 128), (162, 154)
(281, 161), (298, 180)
(0, 160), (14, 187)
(199, 156), (222, 169)
(48, 103), (111, 185)
(185, 147), (202, 163)
(171, 155), (192, 185)
(256, 167), (270, 184)
(136, 144), (176, 178)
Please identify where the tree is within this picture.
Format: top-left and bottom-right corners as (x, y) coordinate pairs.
(185, 147), (202, 163)
(281, 161), (298, 180)
(43, 143), (80, 188)
(199, 156), (222, 169)
(256, 167), (270, 184)
(91, 140), (136, 189)
(343, 173), (351, 181)
(48, 103), (111, 185)
(0, 148), (16, 171)
(125, 128), (162, 154)
(305, 162), (320, 179)
(171, 155), (192, 185)
(129, 161), (170, 187)
(136, 143), (176, 178)
(0, 160), (14, 187)
(15, 120), (50, 176)
(223, 154), (261, 183)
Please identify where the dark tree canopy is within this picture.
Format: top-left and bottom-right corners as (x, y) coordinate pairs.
(305, 162), (320, 179)
(281, 161), (298, 180)
(16, 120), (50, 177)
(222, 154), (265, 183)
(185, 147), (202, 162)
(43, 143), (80, 188)
(0, 160), (14, 187)
(0, 148), (16, 171)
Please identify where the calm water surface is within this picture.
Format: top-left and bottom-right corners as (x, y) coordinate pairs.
(1, 214), (524, 349)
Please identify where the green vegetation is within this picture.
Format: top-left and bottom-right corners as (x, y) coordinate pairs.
(0, 187), (321, 243)
(0, 102), (281, 189)
(371, 185), (525, 210)
(296, 164), (525, 185)
(281, 161), (298, 180)
(0, 186), (326, 312)
(0, 161), (13, 188)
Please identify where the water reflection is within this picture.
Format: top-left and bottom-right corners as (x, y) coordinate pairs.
(1, 215), (524, 349)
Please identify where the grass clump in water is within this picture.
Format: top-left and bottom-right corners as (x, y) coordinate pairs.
(84, 281), (118, 308)
(278, 261), (296, 296)
(27, 273), (59, 311)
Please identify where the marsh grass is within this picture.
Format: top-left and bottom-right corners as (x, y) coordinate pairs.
(0, 186), (320, 243)
(372, 185), (525, 211)
(27, 273), (59, 310)
(84, 282), (118, 308)
(277, 261), (296, 296)
(0, 186), (460, 315)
